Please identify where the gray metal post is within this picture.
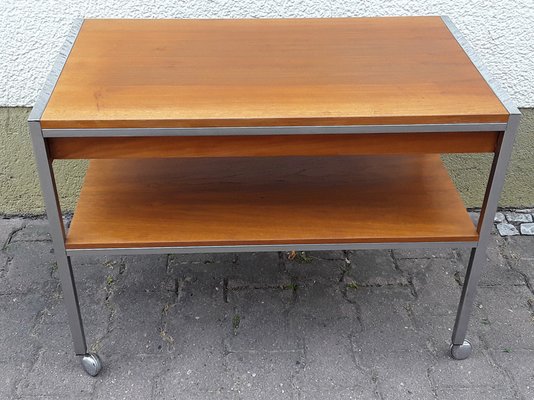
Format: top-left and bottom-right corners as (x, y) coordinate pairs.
(450, 113), (521, 358)
(29, 121), (88, 356)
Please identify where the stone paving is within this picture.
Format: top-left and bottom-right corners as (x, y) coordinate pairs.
(494, 209), (534, 236)
(1, 217), (534, 399)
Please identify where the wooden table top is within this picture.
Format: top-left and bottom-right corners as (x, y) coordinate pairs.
(41, 17), (508, 129)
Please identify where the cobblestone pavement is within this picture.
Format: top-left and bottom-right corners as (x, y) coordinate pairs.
(494, 209), (534, 236)
(1, 217), (534, 400)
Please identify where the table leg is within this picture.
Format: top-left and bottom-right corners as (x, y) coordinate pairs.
(450, 114), (521, 359)
(29, 121), (102, 376)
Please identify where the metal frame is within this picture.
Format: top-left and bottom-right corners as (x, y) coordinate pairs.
(67, 240), (478, 256)
(28, 19), (87, 357)
(28, 16), (520, 370)
(441, 15), (522, 349)
(41, 122), (507, 137)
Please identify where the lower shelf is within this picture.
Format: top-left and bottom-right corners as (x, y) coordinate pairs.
(66, 155), (478, 250)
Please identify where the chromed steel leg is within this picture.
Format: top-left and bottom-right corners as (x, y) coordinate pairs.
(29, 121), (88, 356)
(450, 114), (521, 358)
(452, 248), (478, 346)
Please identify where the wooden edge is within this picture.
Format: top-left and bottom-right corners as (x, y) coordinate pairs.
(48, 132), (499, 160)
(66, 235), (479, 250)
(41, 115), (510, 130)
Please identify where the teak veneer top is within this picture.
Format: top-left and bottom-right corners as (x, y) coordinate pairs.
(41, 17), (508, 129)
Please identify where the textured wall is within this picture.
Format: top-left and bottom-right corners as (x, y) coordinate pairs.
(1, 0), (533, 107)
(1, 108), (533, 215)
(0, 108), (87, 215)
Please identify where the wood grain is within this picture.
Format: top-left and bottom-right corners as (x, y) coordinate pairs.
(47, 132), (499, 159)
(66, 156), (478, 249)
(42, 17), (508, 129)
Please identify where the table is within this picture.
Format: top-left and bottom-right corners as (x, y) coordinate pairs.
(28, 17), (520, 376)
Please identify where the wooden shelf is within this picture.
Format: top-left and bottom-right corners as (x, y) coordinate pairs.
(66, 155), (478, 250)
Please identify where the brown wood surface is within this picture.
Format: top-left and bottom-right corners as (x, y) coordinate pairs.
(48, 132), (499, 159)
(42, 17), (508, 129)
(66, 155), (478, 249)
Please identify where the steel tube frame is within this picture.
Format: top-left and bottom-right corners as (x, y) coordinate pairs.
(441, 15), (522, 347)
(27, 18), (88, 357)
(41, 123), (507, 137)
(28, 16), (520, 364)
(451, 114), (520, 345)
(66, 240), (477, 257)
(29, 121), (87, 356)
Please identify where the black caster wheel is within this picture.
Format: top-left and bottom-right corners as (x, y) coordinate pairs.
(449, 340), (472, 360)
(81, 353), (102, 376)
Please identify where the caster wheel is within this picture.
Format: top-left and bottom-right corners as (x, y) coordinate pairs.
(450, 340), (472, 360)
(81, 353), (102, 376)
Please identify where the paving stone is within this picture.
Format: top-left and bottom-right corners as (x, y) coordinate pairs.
(93, 354), (168, 400)
(286, 253), (348, 285)
(100, 292), (171, 356)
(170, 252), (238, 265)
(507, 236), (534, 260)
(154, 352), (231, 399)
(289, 281), (360, 333)
(1, 218), (534, 398)
(226, 288), (301, 352)
(477, 286), (534, 350)
(0, 251), (8, 271)
(392, 247), (455, 260)
(494, 212), (506, 223)
(303, 250), (347, 260)
(346, 250), (407, 287)
(164, 278), (231, 355)
(168, 252), (237, 290)
(36, 296), (109, 352)
(294, 326), (371, 398)
(16, 328), (95, 397)
(505, 211), (533, 223)
(300, 387), (378, 400)
(116, 254), (169, 293)
(520, 223), (534, 235)
(506, 241), (534, 287)
(230, 252), (291, 288)
(17, 396), (92, 400)
(39, 256), (122, 345)
(435, 387), (519, 399)
(429, 351), (509, 388)
(2, 240), (55, 293)
(415, 310), (487, 359)
(10, 219), (51, 242)
(455, 236), (525, 287)
(347, 287), (423, 355)
(496, 223), (520, 236)
(0, 360), (30, 398)
(372, 351), (436, 400)
(227, 351), (302, 399)
(0, 293), (42, 362)
(397, 258), (461, 315)
(173, 266), (231, 309)
(492, 350), (534, 399)
(0, 217), (24, 248)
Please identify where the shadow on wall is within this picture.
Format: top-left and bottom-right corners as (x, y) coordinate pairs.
(0, 107), (533, 215)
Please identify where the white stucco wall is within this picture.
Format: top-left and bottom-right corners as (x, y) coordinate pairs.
(1, 0), (533, 107)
